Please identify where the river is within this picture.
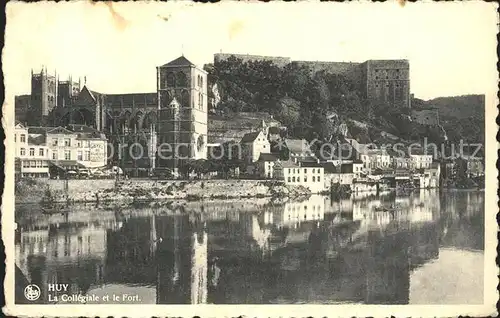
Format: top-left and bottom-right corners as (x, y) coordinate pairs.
(14, 189), (484, 305)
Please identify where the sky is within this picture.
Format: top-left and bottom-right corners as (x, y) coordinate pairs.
(3, 1), (498, 107)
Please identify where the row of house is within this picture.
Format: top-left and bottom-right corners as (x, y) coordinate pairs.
(14, 122), (108, 178)
(235, 129), (450, 193)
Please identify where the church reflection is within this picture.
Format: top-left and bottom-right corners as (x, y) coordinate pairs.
(15, 189), (483, 304)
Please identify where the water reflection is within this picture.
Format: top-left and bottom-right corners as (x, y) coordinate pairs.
(15, 189), (484, 304)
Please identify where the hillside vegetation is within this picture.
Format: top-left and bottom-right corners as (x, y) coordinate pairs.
(204, 56), (485, 147)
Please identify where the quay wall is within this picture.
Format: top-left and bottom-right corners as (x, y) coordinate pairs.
(16, 178), (311, 205)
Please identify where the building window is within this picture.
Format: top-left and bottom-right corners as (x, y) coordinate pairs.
(77, 141), (81, 147)
(64, 150), (71, 160)
(20, 134), (26, 143)
(20, 148), (26, 156)
(297, 177), (300, 182)
(317, 176), (321, 182)
(29, 148), (35, 156)
(176, 72), (187, 87)
(292, 176), (296, 182)
(84, 150), (90, 161)
(64, 138), (71, 146)
(52, 152), (57, 160)
(166, 72), (175, 87)
(288, 176), (291, 182)
(312, 176), (316, 182)
(77, 151), (83, 161)
(304, 176), (307, 182)
(39, 149), (44, 156)
(14, 134), (16, 142)
(181, 90), (190, 107)
(53, 139), (58, 146)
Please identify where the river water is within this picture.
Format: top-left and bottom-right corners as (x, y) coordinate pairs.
(15, 189), (484, 305)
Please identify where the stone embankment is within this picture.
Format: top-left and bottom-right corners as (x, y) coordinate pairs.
(15, 178), (311, 207)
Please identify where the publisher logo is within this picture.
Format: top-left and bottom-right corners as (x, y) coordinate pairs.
(24, 284), (41, 301)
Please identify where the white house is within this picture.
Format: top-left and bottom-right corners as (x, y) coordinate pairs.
(256, 153), (281, 179)
(14, 123), (50, 177)
(409, 148), (433, 169)
(240, 131), (270, 163)
(281, 161), (326, 193)
(28, 125), (108, 169)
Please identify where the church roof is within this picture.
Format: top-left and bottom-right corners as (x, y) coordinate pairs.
(240, 131), (262, 143)
(161, 56), (195, 67)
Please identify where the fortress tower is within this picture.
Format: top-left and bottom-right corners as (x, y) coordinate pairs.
(156, 56), (208, 173)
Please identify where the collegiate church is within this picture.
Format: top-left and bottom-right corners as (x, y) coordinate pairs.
(16, 56), (208, 175)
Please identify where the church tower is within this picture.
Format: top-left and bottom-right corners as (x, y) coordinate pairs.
(29, 67), (58, 126)
(156, 56), (208, 173)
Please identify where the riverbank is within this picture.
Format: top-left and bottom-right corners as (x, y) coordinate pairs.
(15, 178), (311, 207)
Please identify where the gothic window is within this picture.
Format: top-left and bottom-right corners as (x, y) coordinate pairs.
(200, 76), (203, 88)
(198, 93), (203, 109)
(176, 72), (187, 87)
(160, 92), (170, 109)
(181, 90), (190, 107)
(166, 72), (175, 87)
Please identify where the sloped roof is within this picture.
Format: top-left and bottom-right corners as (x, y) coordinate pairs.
(285, 139), (311, 155)
(386, 148), (408, 158)
(27, 126), (52, 135)
(161, 56), (195, 67)
(66, 124), (99, 133)
(300, 161), (323, 168)
(409, 147), (427, 156)
(322, 162), (338, 174)
(28, 135), (46, 146)
(47, 126), (77, 135)
(258, 153), (280, 162)
(277, 160), (299, 168)
(240, 131), (262, 143)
